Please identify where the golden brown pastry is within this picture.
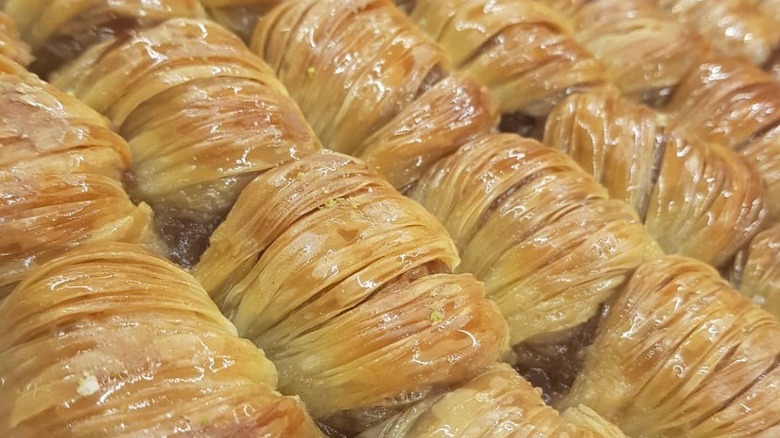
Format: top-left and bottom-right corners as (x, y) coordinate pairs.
(194, 150), (509, 431)
(656, 0), (780, 66)
(562, 256), (780, 437)
(408, 133), (660, 353)
(0, 11), (30, 65)
(358, 363), (625, 438)
(545, 89), (768, 268)
(404, 0), (610, 123)
(0, 63), (159, 298)
(559, 0), (710, 104)
(0, 0), (205, 75)
(50, 18), (322, 265)
(252, 0), (499, 189)
(665, 57), (780, 221)
(0, 242), (323, 437)
(732, 224), (780, 318)
(250, 0), (768, 270)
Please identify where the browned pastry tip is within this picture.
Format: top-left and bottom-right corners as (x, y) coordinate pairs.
(0, 242), (323, 437)
(656, 0), (780, 66)
(563, 255), (780, 437)
(2, 0), (206, 76)
(0, 11), (31, 65)
(0, 66), (160, 298)
(358, 363), (626, 437)
(50, 18), (322, 266)
(194, 150), (509, 431)
(546, 89), (768, 268)
(409, 133), (661, 353)
(666, 57), (780, 221)
(406, 0), (611, 119)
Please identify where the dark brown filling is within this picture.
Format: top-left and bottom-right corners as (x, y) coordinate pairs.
(513, 308), (603, 406)
(499, 112), (544, 138)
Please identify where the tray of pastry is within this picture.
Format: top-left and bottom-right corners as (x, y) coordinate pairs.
(0, 0), (778, 436)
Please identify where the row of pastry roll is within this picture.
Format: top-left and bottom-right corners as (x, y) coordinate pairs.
(0, 7), (609, 437)
(193, 0), (780, 433)
(198, 0), (777, 312)
(2, 1), (779, 437)
(0, 15), (322, 436)
(388, 0), (780, 313)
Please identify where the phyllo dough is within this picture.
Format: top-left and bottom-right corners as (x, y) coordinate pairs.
(252, 0), (498, 189)
(666, 57), (780, 221)
(51, 18), (322, 265)
(409, 133), (661, 347)
(0, 65), (159, 298)
(545, 89), (768, 268)
(0, 243), (322, 437)
(1, 0), (206, 74)
(359, 363), (625, 438)
(562, 256), (780, 437)
(195, 150), (509, 431)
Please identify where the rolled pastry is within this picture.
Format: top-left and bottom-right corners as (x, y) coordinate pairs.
(0, 64), (159, 298)
(0, 242), (322, 437)
(562, 255), (780, 437)
(666, 57), (780, 221)
(51, 18), (322, 265)
(404, 0), (611, 119)
(409, 133), (661, 347)
(1, 0), (205, 75)
(545, 89), (768, 268)
(194, 150), (509, 431)
(252, 0), (498, 189)
(358, 363), (625, 438)
(655, 0), (780, 66)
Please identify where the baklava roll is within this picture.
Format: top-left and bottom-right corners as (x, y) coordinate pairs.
(402, 0), (611, 126)
(0, 11), (30, 65)
(194, 150), (509, 432)
(666, 57), (780, 221)
(252, 0), (499, 189)
(357, 363), (625, 438)
(0, 243), (322, 437)
(655, 0), (780, 67)
(408, 133), (661, 399)
(1, 0), (205, 75)
(0, 63), (159, 298)
(557, 0), (710, 105)
(545, 89), (768, 268)
(51, 18), (322, 265)
(732, 224), (780, 318)
(562, 256), (780, 437)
